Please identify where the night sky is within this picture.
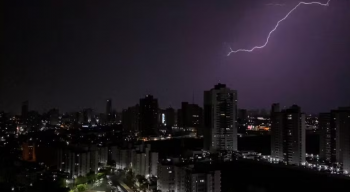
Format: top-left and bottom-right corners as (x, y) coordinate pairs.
(2, 0), (350, 114)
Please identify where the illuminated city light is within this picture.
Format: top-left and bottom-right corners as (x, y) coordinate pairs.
(227, 0), (331, 55)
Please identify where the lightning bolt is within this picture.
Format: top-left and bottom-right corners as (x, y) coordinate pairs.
(227, 0), (331, 56)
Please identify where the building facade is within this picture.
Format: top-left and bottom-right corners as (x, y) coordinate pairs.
(157, 163), (175, 192)
(139, 95), (159, 137)
(177, 102), (203, 136)
(174, 165), (221, 192)
(319, 107), (350, 172)
(204, 84), (238, 152)
(270, 104), (306, 165)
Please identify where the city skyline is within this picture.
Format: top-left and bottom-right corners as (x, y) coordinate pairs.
(2, 0), (350, 113)
(2, 0), (350, 192)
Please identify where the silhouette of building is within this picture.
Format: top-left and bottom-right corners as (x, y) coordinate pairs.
(22, 142), (36, 162)
(177, 102), (203, 136)
(271, 104), (306, 165)
(203, 83), (238, 152)
(164, 107), (176, 128)
(122, 105), (140, 132)
(319, 107), (350, 172)
(139, 95), (159, 137)
(237, 109), (248, 133)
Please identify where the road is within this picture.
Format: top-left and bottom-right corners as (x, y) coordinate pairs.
(108, 172), (135, 192)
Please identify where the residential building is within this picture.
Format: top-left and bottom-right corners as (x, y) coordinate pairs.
(122, 105), (140, 133)
(139, 95), (159, 137)
(270, 104), (306, 165)
(203, 83), (238, 152)
(157, 163), (175, 192)
(178, 102), (203, 136)
(174, 165), (221, 192)
(319, 107), (350, 172)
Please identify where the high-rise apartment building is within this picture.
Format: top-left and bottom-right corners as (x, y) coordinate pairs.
(203, 83), (237, 152)
(47, 108), (60, 126)
(335, 108), (350, 172)
(319, 112), (334, 162)
(22, 142), (36, 162)
(270, 104), (306, 165)
(57, 149), (92, 178)
(122, 105), (140, 132)
(319, 107), (350, 172)
(173, 165), (221, 192)
(177, 102), (203, 135)
(165, 107), (176, 128)
(157, 163), (175, 192)
(270, 103), (283, 161)
(139, 95), (159, 137)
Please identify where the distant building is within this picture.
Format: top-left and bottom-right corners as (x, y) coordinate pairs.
(83, 108), (94, 124)
(319, 112), (334, 162)
(98, 146), (108, 166)
(165, 107), (176, 128)
(150, 152), (158, 176)
(203, 83), (238, 152)
(174, 165), (221, 192)
(270, 104), (306, 165)
(114, 148), (131, 170)
(335, 108), (350, 173)
(237, 109), (248, 133)
(157, 163), (175, 192)
(57, 145), (104, 178)
(177, 102), (203, 136)
(113, 143), (158, 177)
(319, 107), (350, 172)
(90, 150), (99, 173)
(157, 162), (221, 192)
(22, 142), (36, 162)
(47, 108), (60, 126)
(122, 105), (140, 133)
(139, 95), (159, 137)
(57, 149), (91, 178)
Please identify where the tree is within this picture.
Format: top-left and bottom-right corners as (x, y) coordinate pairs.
(86, 171), (96, 183)
(124, 170), (135, 186)
(76, 184), (87, 192)
(97, 172), (105, 180)
(75, 176), (87, 185)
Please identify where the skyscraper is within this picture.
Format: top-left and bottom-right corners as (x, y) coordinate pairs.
(122, 105), (140, 132)
(335, 108), (350, 173)
(164, 107), (176, 128)
(139, 95), (159, 137)
(270, 103), (283, 161)
(177, 102), (203, 135)
(203, 83), (237, 152)
(319, 112), (334, 162)
(319, 107), (350, 172)
(270, 104), (306, 165)
(237, 109), (248, 133)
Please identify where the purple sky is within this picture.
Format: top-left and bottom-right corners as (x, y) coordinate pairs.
(2, 0), (350, 114)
